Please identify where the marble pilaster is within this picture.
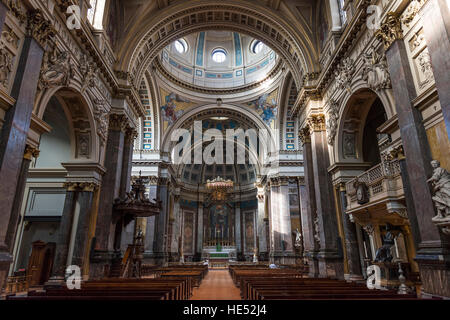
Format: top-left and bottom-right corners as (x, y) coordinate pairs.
(235, 203), (242, 255)
(71, 188), (96, 272)
(379, 14), (450, 296)
(299, 127), (319, 277)
(338, 184), (363, 280)
(420, 0), (450, 141)
(153, 177), (169, 263)
(196, 203), (203, 256)
(0, 33), (47, 289)
(308, 115), (343, 279)
(256, 186), (268, 255)
(90, 115), (127, 277)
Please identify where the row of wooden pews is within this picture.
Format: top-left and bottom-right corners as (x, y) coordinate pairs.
(6, 264), (208, 301)
(230, 265), (420, 300)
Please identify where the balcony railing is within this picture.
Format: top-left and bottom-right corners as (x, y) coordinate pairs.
(346, 159), (402, 206)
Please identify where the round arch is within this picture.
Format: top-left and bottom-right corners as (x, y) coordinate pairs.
(34, 86), (100, 162)
(334, 84), (394, 164)
(116, 1), (319, 91)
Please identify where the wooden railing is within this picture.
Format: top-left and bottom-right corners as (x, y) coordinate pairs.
(5, 275), (32, 294)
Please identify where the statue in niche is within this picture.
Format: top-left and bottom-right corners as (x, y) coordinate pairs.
(294, 228), (302, 248)
(428, 160), (450, 222)
(374, 224), (395, 263)
(40, 50), (73, 89)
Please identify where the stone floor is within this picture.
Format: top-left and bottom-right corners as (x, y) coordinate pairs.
(190, 269), (241, 300)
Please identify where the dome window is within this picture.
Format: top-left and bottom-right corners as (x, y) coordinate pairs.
(212, 48), (227, 63)
(174, 39), (188, 54)
(251, 40), (265, 54)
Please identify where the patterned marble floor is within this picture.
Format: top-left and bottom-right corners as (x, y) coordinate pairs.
(190, 269), (242, 300)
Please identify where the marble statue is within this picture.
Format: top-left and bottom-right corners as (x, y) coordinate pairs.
(294, 228), (302, 248)
(375, 224), (395, 262)
(428, 160), (450, 221)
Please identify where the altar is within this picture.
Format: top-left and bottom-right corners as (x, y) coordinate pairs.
(202, 246), (237, 268)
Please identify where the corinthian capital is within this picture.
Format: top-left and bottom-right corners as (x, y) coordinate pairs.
(376, 12), (403, 51)
(307, 114), (326, 132)
(27, 9), (55, 49)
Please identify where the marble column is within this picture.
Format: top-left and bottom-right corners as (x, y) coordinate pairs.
(256, 185), (268, 256)
(279, 178), (294, 263)
(144, 177), (158, 254)
(269, 179), (283, 261)
(338, 184), (363, 280)
(119, 128), (136, 197)
(308, 115), (343, 279)
(0, 17), (51, 288)
(380, 18), (445, 246)
(235, 203), (242, 256)
(5, 146), (38, 257)
(153, 177), (169, 264)
(71, 187), (96, 273)
(420, 0), (450, 141)
(378, 14), (449, 296)
(196, 202), (203, 257)
(299, 127), (319, 277)
(90, 114), (127, 277)
(50, 188), (77, 280)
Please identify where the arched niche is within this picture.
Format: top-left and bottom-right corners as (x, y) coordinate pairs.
(335, 87), (392, 166)
(34, 87), (99, 163)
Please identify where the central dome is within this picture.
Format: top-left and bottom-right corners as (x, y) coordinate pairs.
(159, 31), (278, 89)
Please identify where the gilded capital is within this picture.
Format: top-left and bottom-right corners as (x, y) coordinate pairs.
(376, 12), (403, 51)
(24, 145), (40, 160)
(307, 114), (326, 132)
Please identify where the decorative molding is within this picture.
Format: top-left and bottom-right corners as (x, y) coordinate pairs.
(326, 100), (339, 145)
(361, 48), (392, 91)
(26, 9), (55, 49)
(307, 114), (326, 132)
(376, 12), (403, 51)
(23, 144), (40, 160)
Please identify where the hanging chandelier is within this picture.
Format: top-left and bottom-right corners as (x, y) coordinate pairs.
(206, 177), (234, 202)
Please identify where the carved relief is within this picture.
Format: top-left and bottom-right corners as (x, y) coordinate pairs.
(80, 54), (98, 92)
(416, 50), (435, 89)
(361, 49), (391, 91)
(313, 216), (321, 246)
(39, 50), (73, 89)
(93, 99), (109, 145)
(26, 9), (55, 48)
(334, 57), (355, 91)
(343, 132), (356, 158)
(0, 46), (13, 88)
(77, 134), (90, 157)
(326, 100), (339, 145)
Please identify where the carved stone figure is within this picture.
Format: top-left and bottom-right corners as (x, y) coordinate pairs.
(417, 50), (434, 88)
(428, 160), (450, 222)
(294, 228), (303, 253)
(313, 216), (321, 245)
(93, 99), (109, 144)
(40, 50), (73, 89)
(361, 50), (391, 91)
(80, 54), (98, 91)
(326, 100), (339, 145)
(0, 47), (12, 88)
(374, 224), (395, 262)
(334, 57), (355, 91)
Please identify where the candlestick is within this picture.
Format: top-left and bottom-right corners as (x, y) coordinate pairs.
(363, 241), (368, 258)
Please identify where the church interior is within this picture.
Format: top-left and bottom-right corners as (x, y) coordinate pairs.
(0, 0), (449, 302)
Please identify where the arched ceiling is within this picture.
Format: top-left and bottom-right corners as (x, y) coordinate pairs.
(160, 31), (279, 89)
(112, 0), (321, 90)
